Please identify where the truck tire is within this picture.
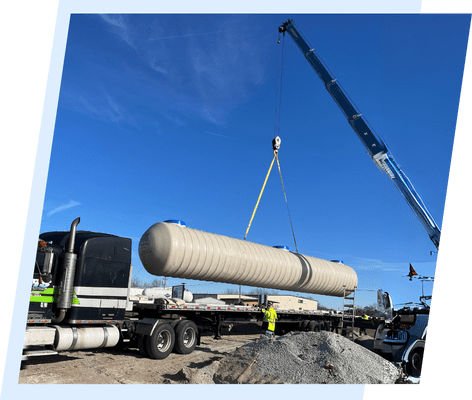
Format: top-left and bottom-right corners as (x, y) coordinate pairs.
(407, 347), (424, 378)
(174, 320), (198, 354)
(145, 323), (175, 360)
(307, 321), (319, 332)
(137, 335), (149, 357)
(300, 320), (309, 331)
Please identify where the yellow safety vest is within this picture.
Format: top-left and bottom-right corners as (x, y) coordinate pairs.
(262, 308), (277, 331)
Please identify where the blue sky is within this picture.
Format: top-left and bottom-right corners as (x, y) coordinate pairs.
(37, 13), (470, 309)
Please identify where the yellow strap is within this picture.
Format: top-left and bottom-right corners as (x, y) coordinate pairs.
(244, 154), (276, 240)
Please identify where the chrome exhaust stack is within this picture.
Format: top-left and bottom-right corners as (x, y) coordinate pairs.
(52, 218), (80, 323)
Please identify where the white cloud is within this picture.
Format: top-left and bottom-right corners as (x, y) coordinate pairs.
(106, 94), (124, 124)
(144, 16), (269, 126)
(98, 14), (135, 48)
(98, 14), (126, 29)
(65, 89), (135, 128)
(203, 109), (218, 124)
(149, 58), (167, 75)
(85, 15), (269, 127)
(345, 255), (404, 271)
(47, 200), (81, 217)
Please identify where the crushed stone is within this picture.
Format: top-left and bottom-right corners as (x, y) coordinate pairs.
(213, 331), (401, 384)
(180, 361), (222, 384)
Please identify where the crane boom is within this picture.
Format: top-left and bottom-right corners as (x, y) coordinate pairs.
(279, 19), (441, 249)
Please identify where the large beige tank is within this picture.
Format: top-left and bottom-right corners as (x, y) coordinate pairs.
(139, 222), (357, 297)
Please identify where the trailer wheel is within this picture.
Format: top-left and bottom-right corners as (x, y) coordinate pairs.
(174, 320), (198, 354)
(300, 320), (309, 331)
(307, 321), (319, 332)
(145, 323), (175, 360)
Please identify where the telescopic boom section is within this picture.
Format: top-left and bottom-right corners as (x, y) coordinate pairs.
(279, 19), (441, 249)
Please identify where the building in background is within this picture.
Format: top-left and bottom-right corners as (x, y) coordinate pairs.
(218, 294), (259, 306)
(267, 295), (318, 311)
(129, 287), (145, 297)
(192, 293), (318, 311)
(193, 293), (259, 306)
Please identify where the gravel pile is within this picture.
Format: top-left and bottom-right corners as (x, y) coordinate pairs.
(214, 331), (401, 384)
(179, 361), (222, 384)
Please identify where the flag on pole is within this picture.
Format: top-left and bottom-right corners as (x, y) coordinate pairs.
(408, 264), (418, 281)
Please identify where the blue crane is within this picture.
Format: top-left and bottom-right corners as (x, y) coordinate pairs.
(278, 19), (441, 249)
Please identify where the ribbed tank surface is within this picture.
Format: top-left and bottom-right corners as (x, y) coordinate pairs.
(139, 222), (357, 297)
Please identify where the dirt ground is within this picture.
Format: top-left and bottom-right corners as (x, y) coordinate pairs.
(18, 325), (381, 385)
(18, 328), (262, 384)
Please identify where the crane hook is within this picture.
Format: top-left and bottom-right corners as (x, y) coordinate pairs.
(272, 136), (281, 155)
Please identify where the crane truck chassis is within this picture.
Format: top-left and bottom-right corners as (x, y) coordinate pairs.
(25, 218), (359, 361)
(373, 294), (430, 378)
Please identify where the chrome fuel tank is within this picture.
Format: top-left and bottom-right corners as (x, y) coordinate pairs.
(139, 222), (357, 297)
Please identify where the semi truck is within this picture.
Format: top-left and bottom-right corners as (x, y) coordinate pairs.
(25, 218), (358, 361)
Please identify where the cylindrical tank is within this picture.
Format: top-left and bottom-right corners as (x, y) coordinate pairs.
(139, 222), (357, 297)
(142, 287), (193, 302)
(53, 325), (120, 351)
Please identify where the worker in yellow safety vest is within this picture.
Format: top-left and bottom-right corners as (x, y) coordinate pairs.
(360, 314), (369, 335)
(261, 302), (277, 339)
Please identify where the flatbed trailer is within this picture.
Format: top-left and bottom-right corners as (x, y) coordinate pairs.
(128, 296), (340, 339)
(121, 299), (344, 359)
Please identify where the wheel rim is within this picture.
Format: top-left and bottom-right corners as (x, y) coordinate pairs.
(183, 328), (196, 348)
(157, 330), (172, 352)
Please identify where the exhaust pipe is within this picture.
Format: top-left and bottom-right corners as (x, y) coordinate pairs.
(66, 217), (80, 253)
(52, 218), (80, 323)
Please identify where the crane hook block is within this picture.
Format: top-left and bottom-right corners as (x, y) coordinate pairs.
(272, 136), (281, 154)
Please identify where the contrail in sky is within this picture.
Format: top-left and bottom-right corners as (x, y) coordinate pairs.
(202, 131), (234, 139)
(149, 30), (237, 41)
(47, 200), (81, 217)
